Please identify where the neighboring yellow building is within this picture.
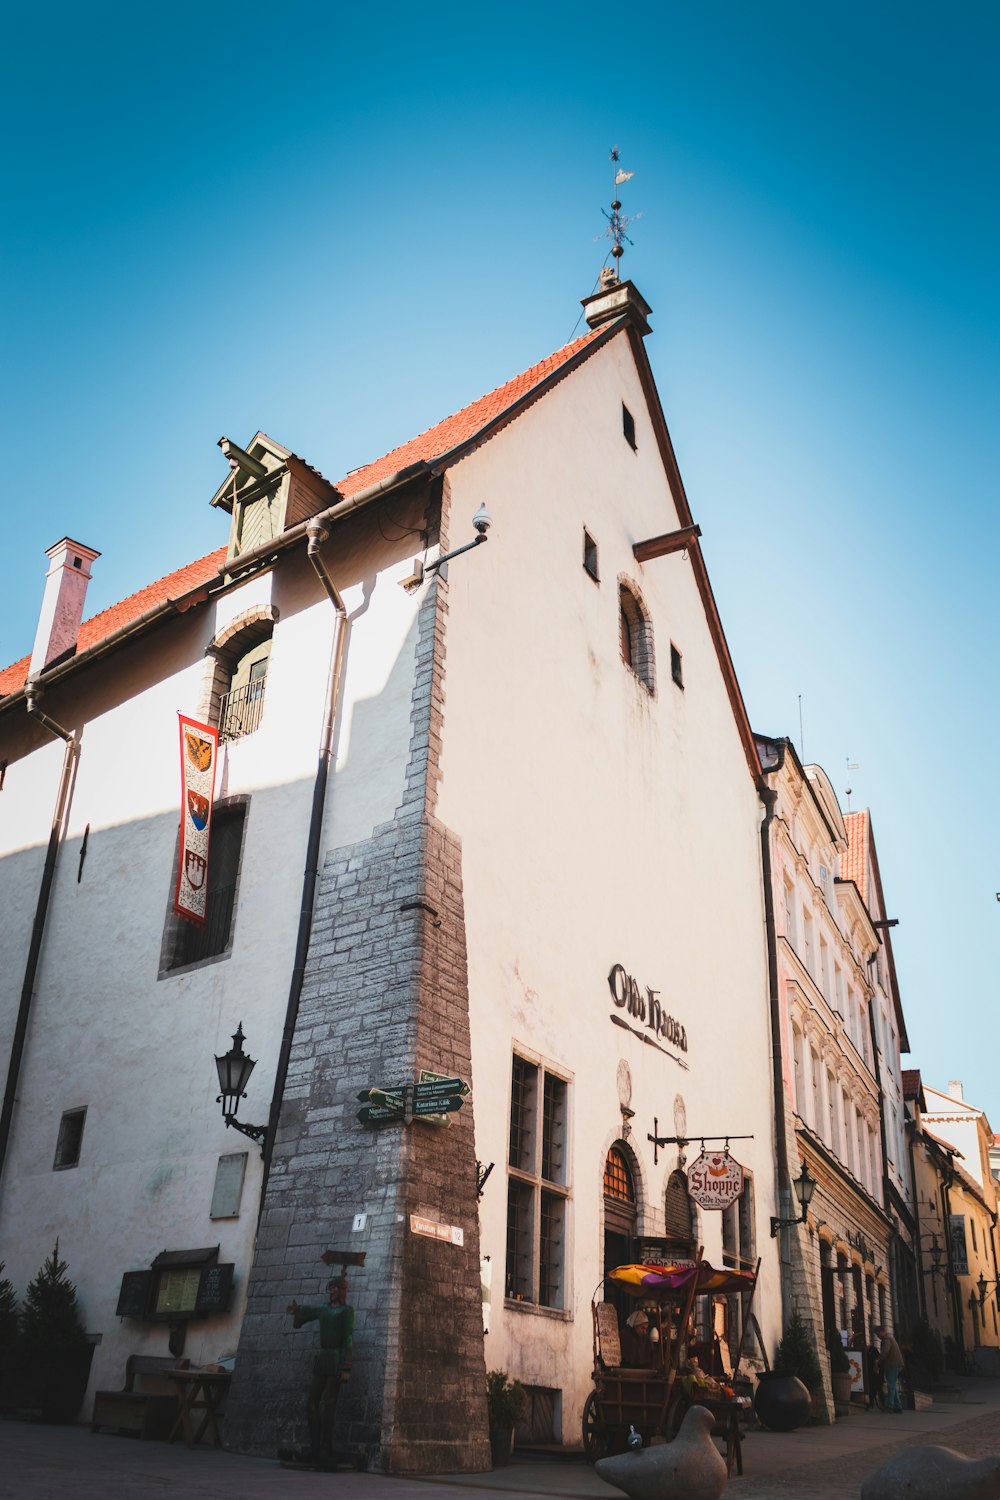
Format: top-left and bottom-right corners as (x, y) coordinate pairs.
(906, 1073), (1000, 1372)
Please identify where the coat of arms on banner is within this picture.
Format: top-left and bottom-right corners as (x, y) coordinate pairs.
(175, 714), (218, 924)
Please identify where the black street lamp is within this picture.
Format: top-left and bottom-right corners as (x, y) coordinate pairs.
(977, 1273), (999, 1309)
(770, 1160), (818, 1237)
(215, 1023), (269, 1153)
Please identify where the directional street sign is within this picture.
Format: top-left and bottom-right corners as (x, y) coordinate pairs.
(357, 1104), (405, 1124)
(413, 1078), (470, 1098)
(356, 1087), (404, 1106)
(412, 1095), (464, 1116)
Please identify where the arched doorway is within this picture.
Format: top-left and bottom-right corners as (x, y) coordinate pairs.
(603, 1144), (638, 1322)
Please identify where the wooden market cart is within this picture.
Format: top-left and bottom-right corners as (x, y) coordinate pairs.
(582, 1249), (760, 1474)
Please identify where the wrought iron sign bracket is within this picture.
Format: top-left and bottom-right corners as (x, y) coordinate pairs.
(647, 1120), (753, 1167)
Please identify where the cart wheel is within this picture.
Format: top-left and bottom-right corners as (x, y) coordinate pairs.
(665, 1392), (691, 1441)
(582, 1391), (608, 1463)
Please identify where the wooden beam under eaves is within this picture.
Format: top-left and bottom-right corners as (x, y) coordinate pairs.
(633, 524), (702, 563)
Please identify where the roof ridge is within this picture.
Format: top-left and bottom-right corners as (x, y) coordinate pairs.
(1, 325), (613, 695)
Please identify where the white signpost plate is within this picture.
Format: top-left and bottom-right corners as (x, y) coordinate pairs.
(687, 1151), (745, 1210)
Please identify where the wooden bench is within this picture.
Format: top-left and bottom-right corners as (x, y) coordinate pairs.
(91, 1355), (190, 1440)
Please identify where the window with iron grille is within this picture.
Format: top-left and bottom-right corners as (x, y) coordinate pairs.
(219, 643), (270, 743)
(161, 800), (248, 973)
(506, 1055), (569, 1308)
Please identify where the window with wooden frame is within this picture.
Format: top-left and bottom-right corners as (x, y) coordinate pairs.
(160, 799), (249, 974)
(506, 1056), (570, 1308)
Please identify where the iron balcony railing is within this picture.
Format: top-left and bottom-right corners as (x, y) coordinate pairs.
(218, 680), (266, 743)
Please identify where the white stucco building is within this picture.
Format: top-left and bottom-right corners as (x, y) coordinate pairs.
(0, 280), (782, 1468)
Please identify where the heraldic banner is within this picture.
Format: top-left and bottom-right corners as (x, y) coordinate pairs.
(175, 713), (219, 925)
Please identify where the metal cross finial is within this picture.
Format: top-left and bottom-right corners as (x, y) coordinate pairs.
(599, 147), (640, 279)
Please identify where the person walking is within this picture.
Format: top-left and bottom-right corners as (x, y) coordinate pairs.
(877, 1325), (904, 1412)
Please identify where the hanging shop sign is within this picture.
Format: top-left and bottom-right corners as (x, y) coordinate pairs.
(687, 1150), (744, 1210)
(175, 714), (219, 925)
(608, 963), (688, 1051)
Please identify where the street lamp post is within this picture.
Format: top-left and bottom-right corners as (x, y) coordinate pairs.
(770, 1160), (818, 1237)
(215, 1023), (269, 1154)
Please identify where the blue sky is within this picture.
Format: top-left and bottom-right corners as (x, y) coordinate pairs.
(3, 4), (998, 1117)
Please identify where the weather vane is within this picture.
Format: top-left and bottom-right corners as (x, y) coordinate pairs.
(599, 147), (640, 283)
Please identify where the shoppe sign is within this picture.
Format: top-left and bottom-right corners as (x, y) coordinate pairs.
(687, 1150), (744, 1210)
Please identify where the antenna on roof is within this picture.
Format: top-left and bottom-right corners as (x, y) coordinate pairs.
(598, 147), (640, 284)
(845, 758), (860, 811)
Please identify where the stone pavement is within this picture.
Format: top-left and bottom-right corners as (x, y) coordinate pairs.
(3, 1382), (1000, 1500)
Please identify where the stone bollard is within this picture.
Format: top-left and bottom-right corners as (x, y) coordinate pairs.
(595, 1405), (728, 1500)
(860, 1446), (1000, 1500)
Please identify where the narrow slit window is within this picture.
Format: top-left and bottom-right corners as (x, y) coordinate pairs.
(53, 1107), (87, 1170)
(670, 643), (683, 689)
(622, 403), (637, 450)
(583, 529), (599, 582)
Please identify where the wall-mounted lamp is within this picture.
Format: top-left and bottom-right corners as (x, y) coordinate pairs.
(215, 1023), (269, 1155)
(425, 506), (492, 575)
(770, 1160), (817, 1237)
(977, 1273), (999, 1309)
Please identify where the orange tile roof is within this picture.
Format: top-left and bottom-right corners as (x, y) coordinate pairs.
(334, 327), (605, 499)
(0, 546), (226, 697)
(1, 327), (612, 699)
(841, 810), (869, 900)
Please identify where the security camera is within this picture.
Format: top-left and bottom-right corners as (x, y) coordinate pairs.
(472, 504), (492, 536)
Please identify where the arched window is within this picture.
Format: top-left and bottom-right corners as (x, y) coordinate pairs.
(604, 1146), (635, 1203)
(618, 582), (655, 693)
(604, 1143), (639, 1321)
(205, 609), (277, 744)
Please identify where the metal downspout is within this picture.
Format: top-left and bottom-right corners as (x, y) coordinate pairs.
(0, 686), (79, 1191)
(258, 519), (347, 1205)
(759, 779), (792, 1324)
(909, 1127), (927, 1319)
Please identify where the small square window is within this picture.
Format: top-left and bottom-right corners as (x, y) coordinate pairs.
(53, 1108), (87, 1170)
(670, 643), (684, 689)
(622, 404), (637, 450)
(583, 529), (599, 582)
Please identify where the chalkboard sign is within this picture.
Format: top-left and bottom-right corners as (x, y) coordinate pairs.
(116, 1270), (152, 1319)
(595, 1301), (622, 1368)
(195, 1262), (234, 1315)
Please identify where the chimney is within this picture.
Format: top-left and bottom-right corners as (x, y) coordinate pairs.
(948, 1080), (964, 1102)
(29, 538), (100, 677)
(581, 276), (652, 337)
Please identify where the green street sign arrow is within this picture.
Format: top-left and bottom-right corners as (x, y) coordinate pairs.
(412, 1095), (465, 1116)
(356, 1087), (404, 1106)
(413, 1078), (469, 1098)
(357, 1104), (406, 1124)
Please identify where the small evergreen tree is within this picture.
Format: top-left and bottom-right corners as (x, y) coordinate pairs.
(0, 1263), (17, 1352)
(20, 1241), (88, 1368)
(774, 1307), (823, 1393)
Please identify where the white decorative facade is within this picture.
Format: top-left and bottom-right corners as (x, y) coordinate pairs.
(0, 282), (783, 1468)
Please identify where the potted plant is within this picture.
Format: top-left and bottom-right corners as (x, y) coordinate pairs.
(828, 1328), (853, 1412)
(20, 1242), (94, 1423)
(755, 1308), (821, 1432)
(486, 1369), (528, 1466)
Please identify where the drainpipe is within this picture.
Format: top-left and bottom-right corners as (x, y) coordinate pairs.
(759, 778), (792, 1324)
(0, 685), (79, 1190)
(258, 518), (347, 1203)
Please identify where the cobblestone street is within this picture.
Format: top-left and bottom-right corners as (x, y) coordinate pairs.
(4, 1384), (1000, 1500)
